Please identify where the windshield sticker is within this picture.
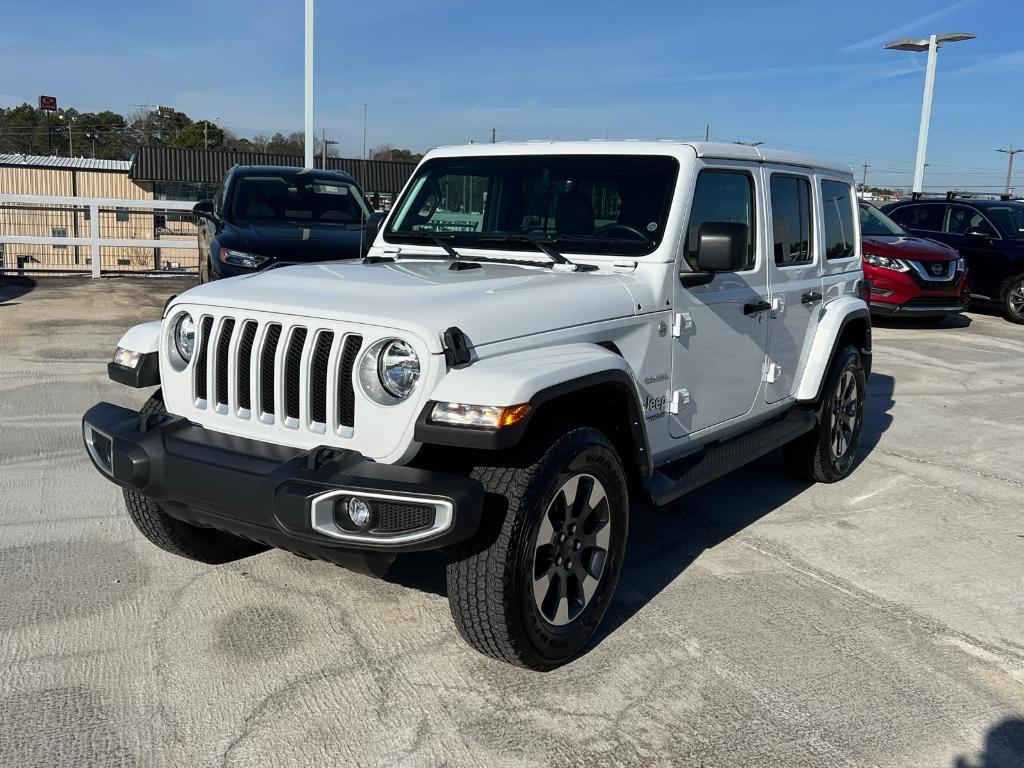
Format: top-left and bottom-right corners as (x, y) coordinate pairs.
(647, 222), (658, 232)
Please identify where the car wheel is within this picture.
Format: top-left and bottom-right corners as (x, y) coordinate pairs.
(446, 427), (629, 670)
(784, 345), (866, 483)
(1003, 274), (1024, 324)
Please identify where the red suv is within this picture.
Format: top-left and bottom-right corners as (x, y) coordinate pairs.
(860, 202), (970, 318)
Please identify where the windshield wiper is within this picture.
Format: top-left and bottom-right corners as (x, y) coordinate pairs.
(478, 234), (580, 270)
(390, 231), (463, 260)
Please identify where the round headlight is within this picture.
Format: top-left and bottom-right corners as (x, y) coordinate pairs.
(174, 313), (196, 362)
(377, 339), (420, 399)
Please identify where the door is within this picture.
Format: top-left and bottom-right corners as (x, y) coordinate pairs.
(941, 204), (1001, 297)
(670, 165), (769, 437)
(765, 172), (822, 403)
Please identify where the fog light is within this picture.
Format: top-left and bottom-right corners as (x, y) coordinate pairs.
(340, 496), (373, 529)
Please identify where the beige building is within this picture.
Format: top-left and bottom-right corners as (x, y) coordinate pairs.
(0, 154), (199, 274)
(1, 147), (415, 275)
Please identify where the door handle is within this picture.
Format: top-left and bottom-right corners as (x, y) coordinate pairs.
(801, 291), (822, 305)
(743, 300), (772, 315)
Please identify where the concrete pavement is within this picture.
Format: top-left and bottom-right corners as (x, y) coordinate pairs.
(1, 277), (1022, 767)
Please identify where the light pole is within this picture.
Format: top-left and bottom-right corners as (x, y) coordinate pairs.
(885, 32), (976, 194)
(997, 147), (1021, 196)
(58, 113), (77, 156)
(304, 0), (314, 168)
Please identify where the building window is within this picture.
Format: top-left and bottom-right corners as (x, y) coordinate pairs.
(821, 180), (856, 260)
(116, 208), (130, 222)
(770, 175), (813, 265)
(154, 181), (219, 202)
(52, 226), (67, 250)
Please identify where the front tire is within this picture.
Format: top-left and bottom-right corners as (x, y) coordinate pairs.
(446, 427), (629, 670)
(123, 391), (267, 564)
(784, 345), (866, 483)
(1003, 274), (1024, 324)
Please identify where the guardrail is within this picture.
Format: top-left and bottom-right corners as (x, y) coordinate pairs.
(0, 194), (199, 277)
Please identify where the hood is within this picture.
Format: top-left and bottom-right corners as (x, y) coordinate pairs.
(174, 259), (639, 352)
(223, 220), (365, 261)
(862, 234), (957, 261)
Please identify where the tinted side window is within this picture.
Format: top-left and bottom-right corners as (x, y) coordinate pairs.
(770, 175), (813, 265)
(889, 204), (943, 231)
(943, 204), (996, 236)
(684, 170), (756, 270)
(821, 180), (856, 260)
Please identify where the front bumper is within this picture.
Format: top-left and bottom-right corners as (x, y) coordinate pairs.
(870, 298), (970, 317)
(82, 402), (484, 562)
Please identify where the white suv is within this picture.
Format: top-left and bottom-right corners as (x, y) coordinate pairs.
(83, 141), (871, 669)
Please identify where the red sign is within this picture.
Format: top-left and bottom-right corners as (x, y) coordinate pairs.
(38, 95), (57, 112)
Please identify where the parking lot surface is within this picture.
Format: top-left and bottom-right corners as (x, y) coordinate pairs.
(1, 277), (1022, 768)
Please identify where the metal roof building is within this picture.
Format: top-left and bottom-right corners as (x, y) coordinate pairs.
(0, 153), (132, 172)
(128, 147), (415, 194)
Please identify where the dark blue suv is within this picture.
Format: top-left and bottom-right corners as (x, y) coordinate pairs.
(882, 195), (1024, 323)
(192, 166), (381, 282)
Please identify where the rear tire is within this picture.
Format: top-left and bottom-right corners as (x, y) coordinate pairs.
(122, 391), (267, 564)
(784, 345), (866, 483)
(1002, 274), (1024, 324)
(446, 427), (629, 670)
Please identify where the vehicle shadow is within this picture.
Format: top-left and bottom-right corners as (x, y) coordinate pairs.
(590, 371), (896, 653)
(387, 373), (898, 640)
(872, 313), (972, 329)
(0, 276), (37, 307)
(953, 717), (1024, 768)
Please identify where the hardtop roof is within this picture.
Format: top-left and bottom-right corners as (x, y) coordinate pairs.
(424, 140), (854, 176)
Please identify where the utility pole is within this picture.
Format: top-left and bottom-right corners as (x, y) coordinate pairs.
(362, 103), (367, 159)
(321, 130), (337, 168)
(997, 146), (1021, 196)
(861, 163), (870, 191)
(204, 122), (208, 149)
(491, 128), (496, 144)
(704, 124), (710, 142)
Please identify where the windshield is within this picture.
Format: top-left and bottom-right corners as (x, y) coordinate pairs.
(229, 173), (371, 225)
(859, 203), (904, 236)
(985, 204), (1024, 239)
(385, 154), (679, 256)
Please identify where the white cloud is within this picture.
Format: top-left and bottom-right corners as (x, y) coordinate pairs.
(840, 0), (976, 52)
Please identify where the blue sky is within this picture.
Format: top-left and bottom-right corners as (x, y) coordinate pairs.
(0, 0), (1020, 190)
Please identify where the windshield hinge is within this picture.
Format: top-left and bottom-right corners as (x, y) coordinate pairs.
(672, 312), (693, 338)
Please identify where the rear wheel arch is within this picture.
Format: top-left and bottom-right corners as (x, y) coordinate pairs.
(810, 309), (872, 404)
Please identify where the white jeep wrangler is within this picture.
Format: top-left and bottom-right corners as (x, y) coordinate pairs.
(83, 141), (871, 670)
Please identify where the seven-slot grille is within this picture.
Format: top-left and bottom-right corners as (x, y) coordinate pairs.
(192, 315), (363, 433)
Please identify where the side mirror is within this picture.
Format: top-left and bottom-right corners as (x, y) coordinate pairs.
(363, 211), (385, 250)
(192, 200), (214, 219)
(697, 222), (749, 272)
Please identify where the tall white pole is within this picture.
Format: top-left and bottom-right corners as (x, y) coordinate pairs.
(304, 0), (314, 168)
(912, 35), (938, 194)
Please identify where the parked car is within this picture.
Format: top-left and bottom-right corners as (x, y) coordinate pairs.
(859, 202), (969, 319)
(881, 195), (1024, 323)
(84, 142), (872, 670)
(192, 166), (382, 282)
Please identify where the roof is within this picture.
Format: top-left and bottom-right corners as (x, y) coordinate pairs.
(425, 140), (855, 176)
(229, 165), (355, 182)
(128, 146), (415, 193)
(0, 153), (131, 172)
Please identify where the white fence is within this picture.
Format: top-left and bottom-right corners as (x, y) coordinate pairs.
(0, 194), (199, 277)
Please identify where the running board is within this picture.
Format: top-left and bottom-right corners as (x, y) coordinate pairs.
(643, 409), (817, 507)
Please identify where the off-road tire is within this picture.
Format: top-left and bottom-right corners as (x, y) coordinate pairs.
(122, 391), (267, 564)
(446, 427), (629, 670)
(784, 344), (866, 483)
(1002, 274), (1024, 325)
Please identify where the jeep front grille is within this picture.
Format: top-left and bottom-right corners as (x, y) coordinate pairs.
(191, 314), (363, 433)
